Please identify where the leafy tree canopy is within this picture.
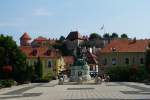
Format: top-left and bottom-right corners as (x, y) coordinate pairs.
(145, 43), (150, 73)
(89, 33), (101, 40)
(53, 42), (73, 56)
(121, 33), (128, 39)
(0, 35), (32, 83)
(0, 35), (26, 68)
(59, 36), (66, 42)
(110, 32), (118, 39)
(103, 33), (110, 39)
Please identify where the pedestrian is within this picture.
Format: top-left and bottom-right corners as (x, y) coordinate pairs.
(58, 73), (64, 85)
(95, 75), (102, 84)
(105, 75), (110, 86)
(78, 76), (83, 84)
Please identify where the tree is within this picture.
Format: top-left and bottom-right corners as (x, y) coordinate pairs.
(145, 43), (150, 73)
(59, 36), (66, 42)
(103, 33), (110, 39)
(121, 34), (128, 39)
(0, 35), (32, 83)
(35, 57), (43, 80)
(53, 43), (73, 56)
(89, 33), (101, 40)
(110, 32), (118, 39)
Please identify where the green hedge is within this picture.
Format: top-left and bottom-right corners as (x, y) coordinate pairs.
(32, 71), (52, 83)
(0, 80), (17, 88)
(106, 65), (149, 82)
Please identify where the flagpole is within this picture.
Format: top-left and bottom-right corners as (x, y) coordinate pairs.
(100, 24), (105, 35)
(103, 25), (105, 34)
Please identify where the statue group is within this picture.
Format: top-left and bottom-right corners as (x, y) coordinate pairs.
(70, 47), (91, 82)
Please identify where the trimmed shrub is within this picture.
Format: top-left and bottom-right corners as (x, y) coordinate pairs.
(32, 71), (53, 83)
(0, 80), (17, 87)
(129, 66), (148, 82)
(41, 72), (52, 82)
(106, 65), (148, 82)
(106, 66), (130, 81)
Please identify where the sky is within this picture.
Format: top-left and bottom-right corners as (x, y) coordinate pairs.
(0, 0), (150, 44)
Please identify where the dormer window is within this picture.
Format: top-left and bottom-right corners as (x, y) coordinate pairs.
(47, 49), (51, 56)
(111, 47), (116, 52)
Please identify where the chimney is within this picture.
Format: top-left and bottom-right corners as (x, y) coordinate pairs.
(133, 37), (136, 43)
(130, 37), (136, 44)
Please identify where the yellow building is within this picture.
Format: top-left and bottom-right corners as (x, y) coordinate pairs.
(20, 32), (66, 77)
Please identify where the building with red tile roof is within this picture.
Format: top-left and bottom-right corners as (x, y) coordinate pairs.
(20, 32), (31, 40)
(20, 46), (60, 58)
(34, 36), (47, 42)
(100, 39), (149, 53)
(97, 39), (150, 74)
(20, 46), (64, 76)
(65, 31), (85, 50)
(66, 31), (83, 40)
(20, 32), (31, 46)
(20, 33), (66, 76)
(20, 32), (56, 47)
(63, 56), (75, 75)
(31, 36), (56, 47)
(86, 50), (98, 76)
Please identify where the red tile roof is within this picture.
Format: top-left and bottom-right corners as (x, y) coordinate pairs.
(101, 39), (150, 53)
(32, 37), (56, 45)
(86, 51), (98, 64)
(20, 32), (31, 40)
(20, 46), (60, 58)
(63, 56), (74, 65)
(66, 31), (83, 40)
(33, 36), (47, 42)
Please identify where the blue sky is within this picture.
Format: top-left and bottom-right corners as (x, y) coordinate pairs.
(0, 0), (150, 44)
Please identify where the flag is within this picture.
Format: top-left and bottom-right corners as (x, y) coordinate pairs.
(100, 24), (104, 30)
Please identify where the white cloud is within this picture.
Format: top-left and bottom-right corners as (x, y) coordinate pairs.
(0, 22), (18, 27)
(0, 17), (28, 27)
(33, 8), (50, 16)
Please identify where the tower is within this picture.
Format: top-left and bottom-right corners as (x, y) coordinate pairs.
(20, 32), (31, 46)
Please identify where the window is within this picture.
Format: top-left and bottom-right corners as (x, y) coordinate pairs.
(27, 60), (30, 66)
(111, 48), (116, 52)
(140, 58), (144, 64)
(103, 58), (107, 65)
(132, 57), (135, 64)
(90, 65), (93, 71)
(47, 50), (51, 56)
(33, 60), (37, 65)
(93, 66), (96, 71)
(112, 58), (116, 65)
(125, 58), (129, 64)
(48, 60), (52, 68)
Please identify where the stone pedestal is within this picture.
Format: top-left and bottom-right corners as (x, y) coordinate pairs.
(70, 59), (91, 82)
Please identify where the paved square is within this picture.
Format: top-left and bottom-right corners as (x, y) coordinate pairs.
(0, 80), (150, 100)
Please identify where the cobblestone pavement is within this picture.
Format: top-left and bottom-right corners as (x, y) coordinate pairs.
(0, 80), (150, 100)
